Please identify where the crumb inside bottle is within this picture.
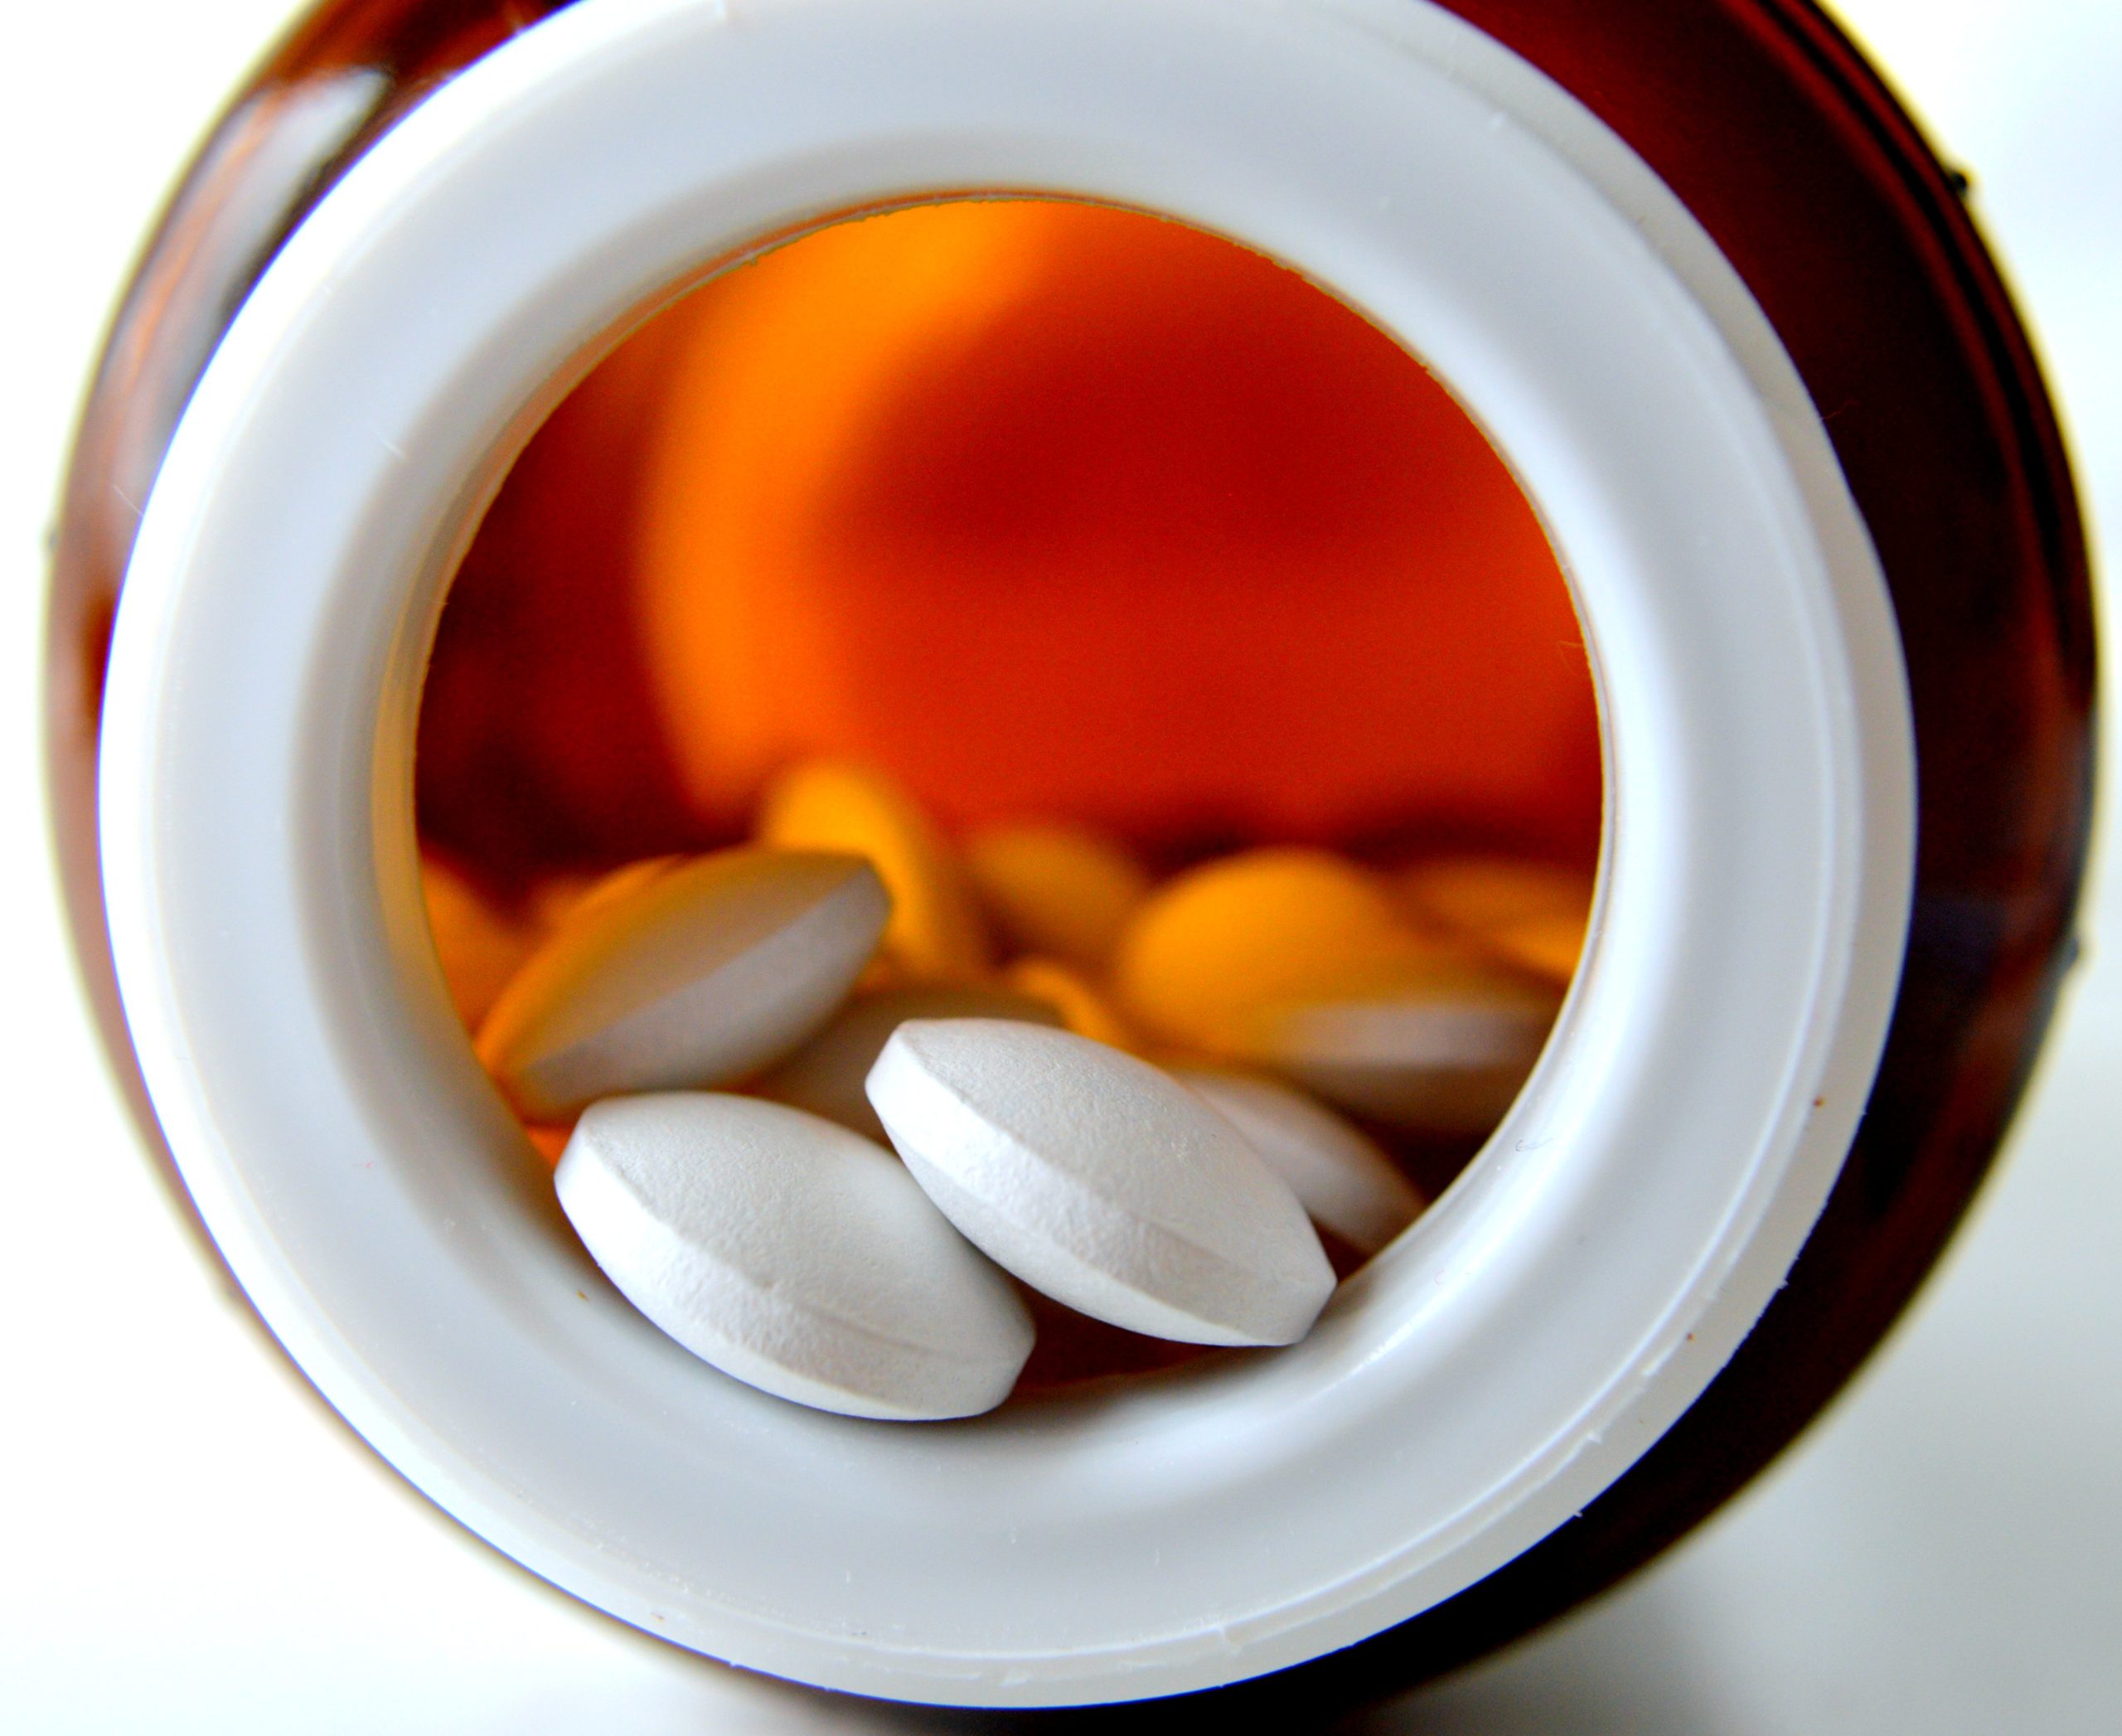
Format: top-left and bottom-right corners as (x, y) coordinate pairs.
(412, 197), (1601, 1401)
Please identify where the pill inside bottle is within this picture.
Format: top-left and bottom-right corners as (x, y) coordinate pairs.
(412, 196), (1602, 1401)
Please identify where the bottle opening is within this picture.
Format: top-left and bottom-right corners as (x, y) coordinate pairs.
(413, 196), (1601, 1396)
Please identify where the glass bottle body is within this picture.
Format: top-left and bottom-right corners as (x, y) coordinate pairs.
(46, 0), (2094, 1710)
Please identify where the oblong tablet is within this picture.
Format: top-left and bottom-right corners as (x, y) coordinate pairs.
(1257, 978), (1560, 1135)
(1000, 957), (1139, 1051)
(1485, 909), (1591, 985)
(1175, 1069), (1425, 1256)
(420, 853), (535, 1028)
(752, 983), (1063, 1142)
(1111, 847), (1452, 1055)
(868, 1021), (1335, 1346)
(757, 759), (989, 979)
(477, 846), (889, 1119)
(1399, 856), (1593, 935)
(528, 853), (685, 933)
(966, 822), (1150, 970)
(1398, 855), (1593, 987)
(556, 1094), (1034, 1420)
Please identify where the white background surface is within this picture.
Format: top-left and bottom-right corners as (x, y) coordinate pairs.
(2, 2), (2114, 1730)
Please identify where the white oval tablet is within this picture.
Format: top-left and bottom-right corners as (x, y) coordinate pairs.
(477, 847), (888, 1119)
(1175, 1069), (1424, 1257)
(1259, 985), (1558, 1135)
(555, 1094), (1034, 1421)
(868, 1021), (1335, 1346)
(751, 985), (1063, 1142)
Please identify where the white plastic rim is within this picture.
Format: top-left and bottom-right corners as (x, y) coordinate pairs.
(99, 0), (1916, 1708)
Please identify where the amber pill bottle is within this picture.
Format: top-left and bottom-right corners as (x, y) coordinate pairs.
(47, 0), (2092, 1718)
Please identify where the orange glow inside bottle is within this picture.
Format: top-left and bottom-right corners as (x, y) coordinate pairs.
(415, 198), (1600, 888)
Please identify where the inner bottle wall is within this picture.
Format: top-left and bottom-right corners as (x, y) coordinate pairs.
(419, 199), (1598, 880)
(413, 196), (1602, 1389)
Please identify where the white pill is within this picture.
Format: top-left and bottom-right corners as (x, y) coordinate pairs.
(867, 1021), (1335, 1346)
(1259, 987), (1558, 1135)
(1174, 1069), (1424, 1257)
(477, 847), (889, 1120)
(556, 1094), (1034, 1420)
(751, 985), (1063, 1142)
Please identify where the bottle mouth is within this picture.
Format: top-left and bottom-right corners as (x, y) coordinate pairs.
(95, 0), (1914, 1705)
(414, 192), (1606, 1383)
